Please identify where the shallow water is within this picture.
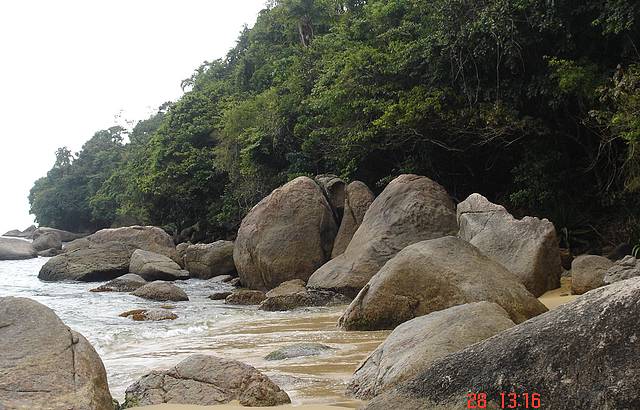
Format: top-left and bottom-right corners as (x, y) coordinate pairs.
(0, 255), (388, 405)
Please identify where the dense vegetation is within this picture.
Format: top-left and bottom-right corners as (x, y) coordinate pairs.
(30, 0), (640, 252)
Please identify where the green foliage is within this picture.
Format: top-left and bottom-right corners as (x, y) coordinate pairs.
(29, 0), (640, 245)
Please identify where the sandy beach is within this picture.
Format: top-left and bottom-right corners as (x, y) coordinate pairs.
(539, 276), (577, 309)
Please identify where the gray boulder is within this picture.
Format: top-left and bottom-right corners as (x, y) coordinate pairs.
(0, 237), (37, 260)
(37, 248), (62, 257)
(348, 302), (515, 399)
(603, 255), (640, 284)
(265, 343), (335, 361)
(31, 227), (86, 242)
(308, 174), (458, 298)
(339, 236), (547, 330)
(366, 277), (640, 410)
(176, 242), (190, 266)
(130, 249), (189, 281)
(32, 232), (63, 252)
(225, 289), (267, 305)
(209, 291), (233, 300)
(331, 181), (375, 258)
(571, 254), (614, 294)
(234, 176), (338, 290)
(132, 281), (189, 302)
(315, 174), (346, 220)
(90, 273), (147, 293)
(184, 241), (236, 279)
(122, 354), (290, 407)
(457, 193), (562, 297)
(3, 224), (36, 238)
(0, 297), (113, 409)
(39, 226), (179, 282)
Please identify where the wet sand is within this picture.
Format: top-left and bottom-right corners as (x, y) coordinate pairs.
(539, 276), (577, 309)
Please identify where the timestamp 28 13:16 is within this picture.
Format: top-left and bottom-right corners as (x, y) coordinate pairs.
(467, 392), (542, 409)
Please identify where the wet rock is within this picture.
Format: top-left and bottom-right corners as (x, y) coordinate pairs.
(90, 273), (147, 293)
(570, 255), (614, 295)
(184, 241), (236, 279)
(0, 297), (113, 409)
(228, 277), (241, 287)
(209, 291), (233, 300)
(0, 237), (37, 260)
(259, 280), (350, 311)
(119, 308), (178, 321)
(132, 281), (189, 302)
(348, 302), (514, 399)
(122, 354), (290, 407)
(603, 255), (640, 285)
(129, 249), (189, 281)
(366, 277), (640, 410)
(208, 274), (234, 283)
(265, 343), (335, 361)
(457, 193), (562, 297)
(234, 176), (338, 291)
(308, 174), (458, 298)
(32, 232), (62, 252)
(331, 181), (375, 258)
(339, 236), (547, 330)
(225, 289), (267, 305)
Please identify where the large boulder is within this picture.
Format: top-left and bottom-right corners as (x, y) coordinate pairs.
(130, 249), (189, 281)
(90, 273), (147, 292)
(0, 237), (37, 260)
(339, 236), (547, 330)
(315, 174), (346, 220)
(0, 297), (113, 409)
(3, 224), (36, 238)
(331, 181), (375, 258)
(31, 227), (86, 242)
(132, 281), (189, 302)
(308, 174), (458, 298)
(366, 277), (640, 410)
(457, 193), (562, 297)
(184, 241), (236, 279)
(603, 255), (640, 285)
(234, 177), (338, 291)
(39, 226), (179, 282)
(122, 354), (290, 407)
(570, 254), (614, 295)
(39, 241), (135, 281)
(348, 302), (515, 399)
(32, 232), (63, 252)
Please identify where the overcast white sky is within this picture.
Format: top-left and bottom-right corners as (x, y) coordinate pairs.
(0, 0), (267, 234)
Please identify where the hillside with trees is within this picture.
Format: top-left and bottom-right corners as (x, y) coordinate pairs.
(29, 0), (640, 253)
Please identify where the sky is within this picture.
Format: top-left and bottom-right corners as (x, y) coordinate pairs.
(0, 0), (267, 234)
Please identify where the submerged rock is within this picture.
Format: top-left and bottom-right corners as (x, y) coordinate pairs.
(90, 274), (147, 293)
(184, 241), (236, 279)
(570, 254), (614, 294)
(0, 297), (113, 409)
(0, 237), (37, 260)
(234, 176), (338, 291)
(348, 302), (514, 399)
(225, 289), (267, 305)
(366, 277), (640, 410)
(123, 354), (290, 407)
(338, 236), (547, 330)
(132, 281), (189, 302)
(457, 193), (562, 296)
(331, 181), (375, 258)
(308, 174), (458, 298)
(129, 249), (189, 281)
(265, 343), (335, 361)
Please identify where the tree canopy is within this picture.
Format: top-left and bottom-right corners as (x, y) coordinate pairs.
(30, 0), (640, 251)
